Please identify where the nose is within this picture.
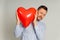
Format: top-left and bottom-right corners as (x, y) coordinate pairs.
(38, 14), (45, 19)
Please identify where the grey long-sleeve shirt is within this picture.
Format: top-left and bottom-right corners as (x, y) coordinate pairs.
(14, 21), (46, 40)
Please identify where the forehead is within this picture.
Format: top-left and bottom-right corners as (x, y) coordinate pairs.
(38, 8), (47, 14)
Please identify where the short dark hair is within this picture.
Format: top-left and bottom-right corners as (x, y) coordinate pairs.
(37, 5), (48, 12)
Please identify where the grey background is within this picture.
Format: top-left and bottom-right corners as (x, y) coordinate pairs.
(0, 0), (60, 40)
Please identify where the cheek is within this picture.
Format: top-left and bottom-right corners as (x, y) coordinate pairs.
(38, 13), (41, 16)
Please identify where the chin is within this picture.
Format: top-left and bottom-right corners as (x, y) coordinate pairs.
(37, 19), (41, 21)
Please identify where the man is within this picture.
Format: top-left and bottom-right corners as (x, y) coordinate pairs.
(14, 5), (48, 40)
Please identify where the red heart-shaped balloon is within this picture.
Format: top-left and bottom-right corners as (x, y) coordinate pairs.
(17, 7), (36, 28)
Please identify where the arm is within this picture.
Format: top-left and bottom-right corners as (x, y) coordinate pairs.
(14, 13), (24, 38)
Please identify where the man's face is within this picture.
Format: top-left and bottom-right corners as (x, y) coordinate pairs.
(37, 8), (47, 21)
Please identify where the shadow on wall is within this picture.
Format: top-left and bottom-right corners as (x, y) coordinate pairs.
(3, 1), (20, 40)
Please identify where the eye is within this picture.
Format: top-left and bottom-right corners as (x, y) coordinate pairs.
(40, 12), (46, 16)
(40, 12), (43, 14)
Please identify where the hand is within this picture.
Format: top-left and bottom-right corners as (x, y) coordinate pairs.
(16, 13), (20, 25)
(33, 11), (37, 26)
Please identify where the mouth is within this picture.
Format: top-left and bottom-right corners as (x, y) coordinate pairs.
(37, 16), (42, 21)
(39, 16), (42, 19)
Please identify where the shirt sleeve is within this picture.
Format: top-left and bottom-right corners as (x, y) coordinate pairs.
(14, 24), (24, 38)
